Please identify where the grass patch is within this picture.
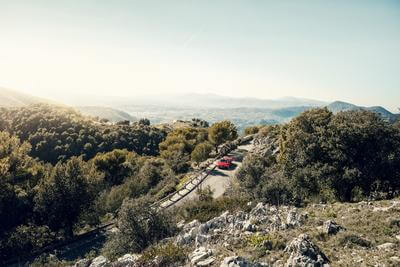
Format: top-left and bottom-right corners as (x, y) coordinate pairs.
(247, 233), (286, 251)
(137, 241), (188, 267)
(338, 233), (372, 248)
(176, 175), (191, 191)
(175, 195), (250, 223)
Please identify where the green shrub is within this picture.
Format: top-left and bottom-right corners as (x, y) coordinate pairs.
(137, 241), (188, 267)
(102, 198), (176, 260)
(176, 194), (249, 223)
(247, 233), (286, 250)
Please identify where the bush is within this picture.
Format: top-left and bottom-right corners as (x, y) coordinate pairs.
(244, 126), (261, 135)
(137, 241), (188, 267)
(102, 198), (176, 260)
(247, 233), (286, 250)
(176, 193), (249, 223)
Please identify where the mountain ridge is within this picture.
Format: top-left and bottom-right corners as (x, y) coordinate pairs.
(327, 100), (397, 122)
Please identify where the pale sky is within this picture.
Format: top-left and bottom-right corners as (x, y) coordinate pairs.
(0, 0), (399, 111)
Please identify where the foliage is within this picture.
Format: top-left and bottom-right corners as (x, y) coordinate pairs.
(244, 125), (261, 135)
(208, 120), (238, 152)
(159, 127), (208, 172)
(137, 241), (188, 267)
(247, 233), (286, 250)
(191, 142), (213, 163)
(34, 157), (102, 237)
(139, 118), (151, 126)
(176, 193), (250, 223)
(279, 108), (400, 201)
(238, 109), (400, 205)
(92, 149), (139, 187)
(2, 224), (55, 259)
(0, 104), (166, 164)
(102, 198), (176, 259)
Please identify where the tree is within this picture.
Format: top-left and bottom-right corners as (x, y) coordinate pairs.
(191, 142), (213, 163)
(34, 157), (100, 238)
(0, 132), (41, 238)
(208, 120), (238, 152)
(139, 118), (150, 126)
(92, 149), (139, 187)
(279, 108), (400, 202)
(159, 127), (208, 172)
(102, 198), (175, 259)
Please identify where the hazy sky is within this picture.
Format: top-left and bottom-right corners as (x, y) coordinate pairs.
(1, 0), (399, 111)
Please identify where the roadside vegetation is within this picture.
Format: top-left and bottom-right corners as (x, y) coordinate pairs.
(0, 104), (239, 263)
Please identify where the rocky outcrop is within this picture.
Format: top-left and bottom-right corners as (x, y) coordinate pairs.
(252, 135), (280, 157)
(190, 247), (215, 266)
(116, 254), (140, 265)
(89, 256), (109, 267)
(176, 203), (305, 248)
(220, 256), (266, 267)
(74, 259), (91, 267)
(285, 234), (329, 267)
(323, 220), (345, 235)
(377, 242), (396, 250)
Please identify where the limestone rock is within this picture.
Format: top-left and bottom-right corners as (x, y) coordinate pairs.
(117, 254), (139, 265)
(323, 220), (345, 235)
(377, 242), (396, 250)
(197, 257), (216, 266)
(220, 256), (261, 267)
(191, 247), (213, 266)
(74, 259), (91, 267)
(285, 234), (329, 267)
(89, 256), (109, 267)
(286, 208), (301, 228)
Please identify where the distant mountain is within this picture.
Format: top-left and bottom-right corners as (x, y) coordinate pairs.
(43, 92), (328, 109)
(0, 87), (51, 107)
(327, 101), (397, 122)
(129, 93), (328, 109)
(75, 106), (137, 123)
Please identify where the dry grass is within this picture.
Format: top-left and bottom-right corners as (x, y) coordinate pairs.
(213, 198), (400, 266)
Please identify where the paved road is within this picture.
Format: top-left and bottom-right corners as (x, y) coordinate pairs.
(175, 141), (253, 206)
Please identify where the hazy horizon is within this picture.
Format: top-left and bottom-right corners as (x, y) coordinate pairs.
(1, 1), (399, 111)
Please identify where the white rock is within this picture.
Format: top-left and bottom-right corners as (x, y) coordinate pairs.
(377, 242), (396, 250)
(190, 247), (213, 265)
(74, 259), (90, 267)
(185, 219), (201, 230)
(220, 256), (259, 267)
(390, 256), (400, 262)
(177, 220), (185, 228)
(117, 254), (139, 265)
(197, 257), (215, 266)
(285, 234), (329, 267)
(89, 256), (109, 267)
(323, 220), (345, 235)
(243, 221), (257, 232)
(195, 234), (210, 247)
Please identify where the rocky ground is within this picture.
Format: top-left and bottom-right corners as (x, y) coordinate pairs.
(71, 198), (400, 267)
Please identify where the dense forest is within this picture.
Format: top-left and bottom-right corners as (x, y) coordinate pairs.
(0, 104), (239, 263)
(0, 104), (166, 164)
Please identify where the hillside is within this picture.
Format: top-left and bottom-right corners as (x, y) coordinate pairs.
(327, 101), (397, 122)
(75, 106), (137, 123)
(0, 87), (51, 107)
